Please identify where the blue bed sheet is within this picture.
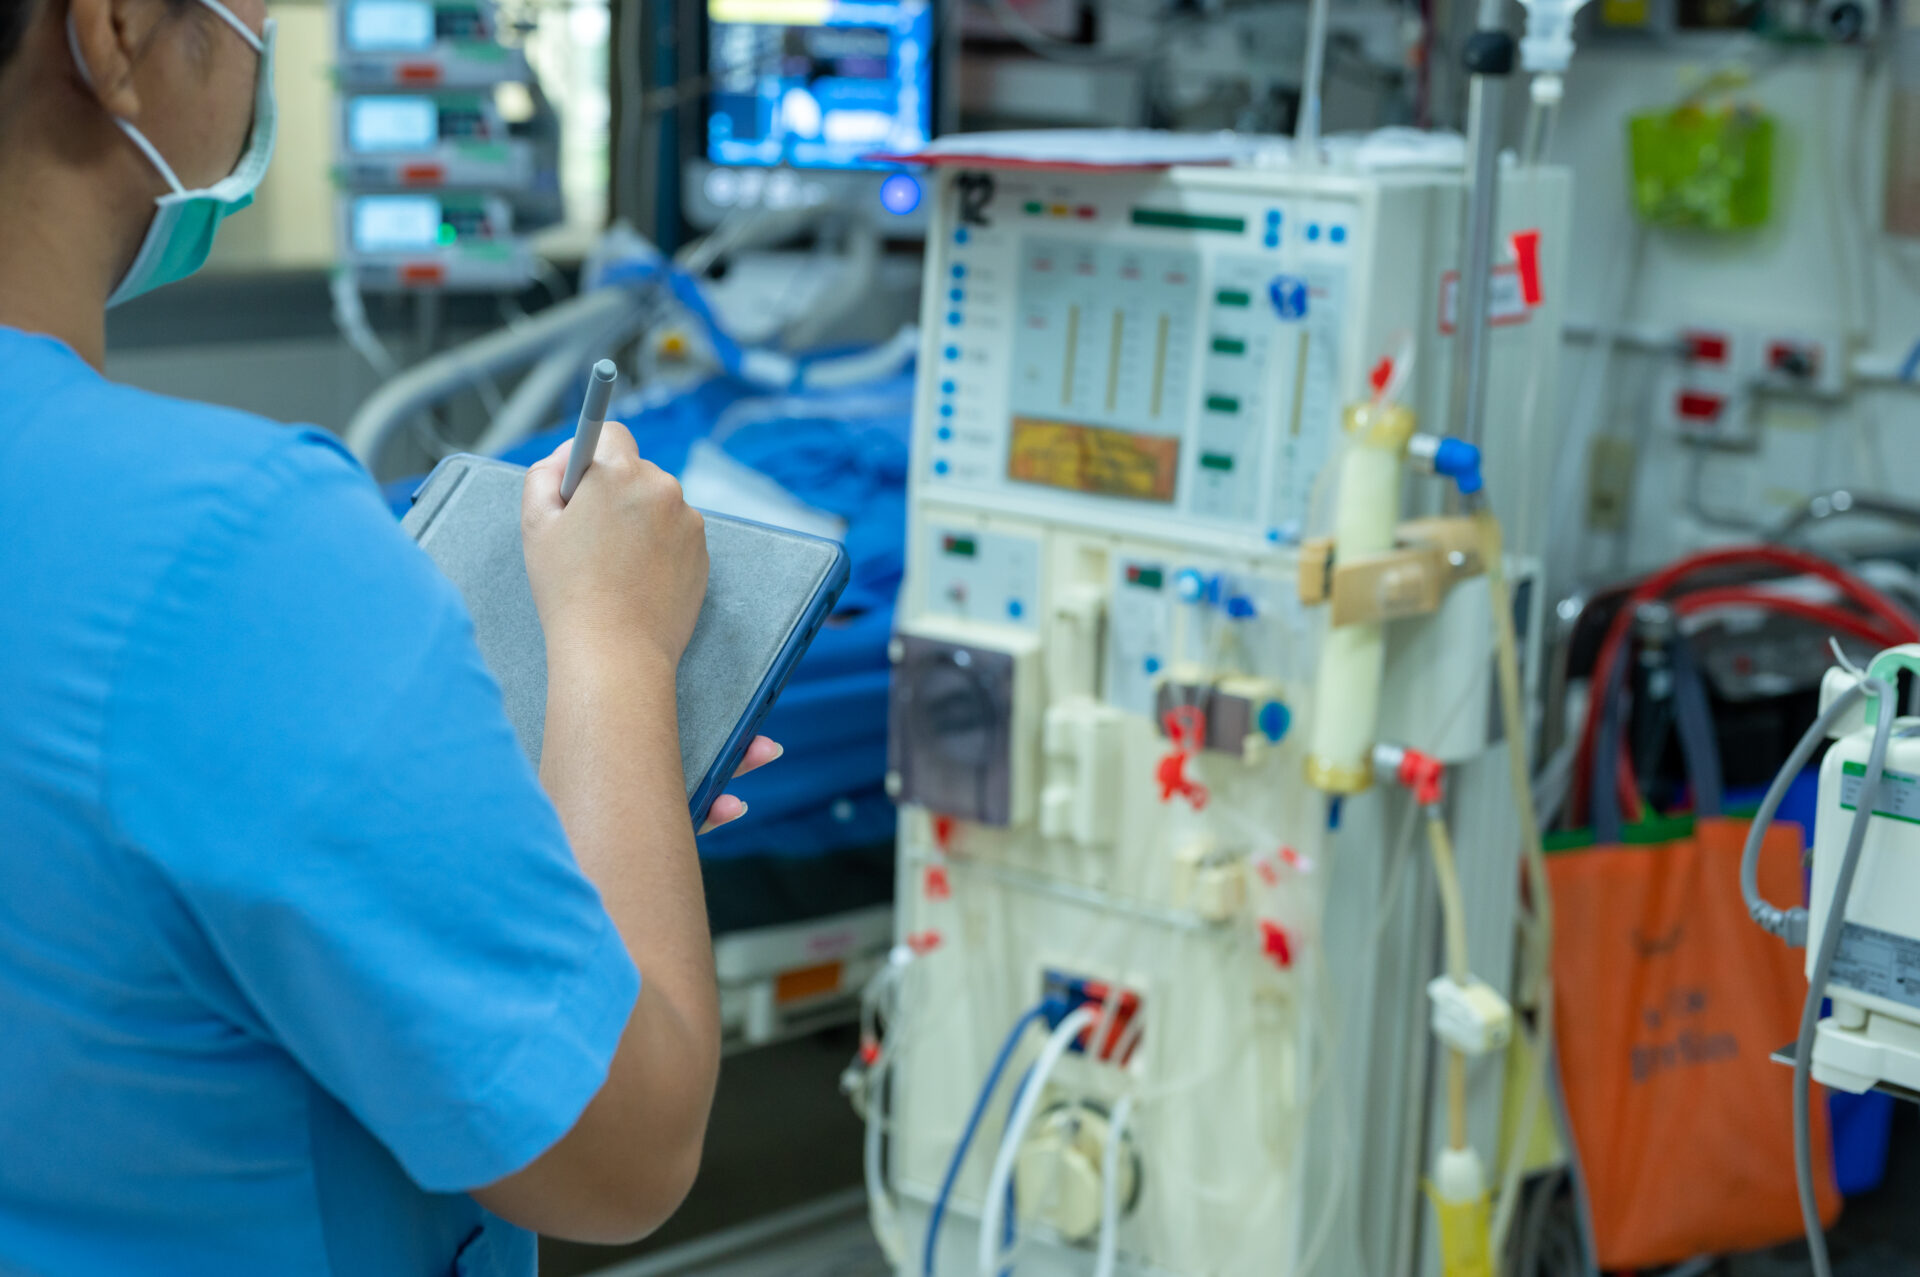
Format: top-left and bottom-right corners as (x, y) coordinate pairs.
(386, 371), (910, 862)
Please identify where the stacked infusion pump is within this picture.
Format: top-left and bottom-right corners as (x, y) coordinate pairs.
(883, 155), (1569, 1276)
(332, 0), (542, 291)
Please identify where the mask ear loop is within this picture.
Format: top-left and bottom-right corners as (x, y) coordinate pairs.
(64, 13), (191, 196)
(193, 0), (265, 53)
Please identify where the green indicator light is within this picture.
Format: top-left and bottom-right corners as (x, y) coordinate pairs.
(1212, 336), (1246, 355)
(1206, 395), (1240, 414)
(1215, 289), (1250, 308)
(1200, 452), (1235, 472)
(943, 535), (977, 558)
(436, 222), (458, 246)
(1131, 208), (1247, 234)
(1024, 201), (1043, 215)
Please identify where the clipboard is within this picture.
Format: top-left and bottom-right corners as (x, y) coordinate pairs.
(402, 454), (849, 826)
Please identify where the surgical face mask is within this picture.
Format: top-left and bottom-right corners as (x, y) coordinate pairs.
(67, 0), (277, 307)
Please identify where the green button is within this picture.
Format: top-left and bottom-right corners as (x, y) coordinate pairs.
(1206, 395), (1240, 414)
(1216, 289), (1250, 308)
(1212, 336), (1246, 355)
(1024, 201), (1043, 215)
(1200, 452), (1234, 472)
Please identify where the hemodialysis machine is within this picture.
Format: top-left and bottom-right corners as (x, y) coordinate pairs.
(855, 141), (1571, 1277)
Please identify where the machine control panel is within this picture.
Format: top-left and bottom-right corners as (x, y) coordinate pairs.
(917, 523), (1043, 628)
(920, 170), (1360, 550)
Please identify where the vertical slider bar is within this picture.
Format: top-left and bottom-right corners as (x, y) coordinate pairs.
(1064, 304), (1081, 407)
(1289, 332), (1310, 436)
(1107, 311), (1125, 412)
(1151, 314), (1170, 418)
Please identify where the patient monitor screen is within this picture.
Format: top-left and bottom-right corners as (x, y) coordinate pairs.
(706, 0), (932, 170)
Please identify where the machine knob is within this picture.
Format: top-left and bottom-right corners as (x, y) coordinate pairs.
(1269, 275), (1309, 320)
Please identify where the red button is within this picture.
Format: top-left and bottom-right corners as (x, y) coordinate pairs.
(1684, 331), (1729, 364)
(1677, 390), (1724, 421)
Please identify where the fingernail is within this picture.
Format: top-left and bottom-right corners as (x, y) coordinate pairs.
(735, 801), (749, 817)
(768, 743), (785, 761)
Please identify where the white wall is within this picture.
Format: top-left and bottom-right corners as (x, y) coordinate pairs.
(1546, 38), (1920, 591)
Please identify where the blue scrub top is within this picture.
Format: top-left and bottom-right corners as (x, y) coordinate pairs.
(0, 327), (640, 1276)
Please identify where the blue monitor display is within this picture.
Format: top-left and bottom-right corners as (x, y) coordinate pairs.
(706, 0), (932, 171)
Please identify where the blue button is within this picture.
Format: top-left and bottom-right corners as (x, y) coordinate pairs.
(948, 312), (963, 326)
(944, 345), (960, 360)
(950, 288), (964, 302)
(937, 425), (952, 440)
(955, 228), (970, 244)
(952, 264), (966, 278)
(1226, 595), (1257, 620)
(1264, 232), (1279, 249)
(941, 379), (956, 394)
(1144, 656), (1162, 676)
(1008, 599), (1024, 619)
(1266, 208), (1281, 225)
(1265, 527), (1282, 543)
(939, 403), (954, 417)
(1258, 701), (1291, 743)
(934, 458), (950, 475)
(1306, 223), (1321, 242)
(1330, 225), (1347, 244)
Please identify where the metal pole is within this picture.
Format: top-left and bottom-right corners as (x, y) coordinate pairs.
(1295, 0), (1333, 164)
(1448, 23), (1518, 452)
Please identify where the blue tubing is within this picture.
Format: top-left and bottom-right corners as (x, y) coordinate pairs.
(923, 1006), (1050, 1277)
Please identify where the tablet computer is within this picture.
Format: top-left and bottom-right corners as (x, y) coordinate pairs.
(402, 454), (850, 826)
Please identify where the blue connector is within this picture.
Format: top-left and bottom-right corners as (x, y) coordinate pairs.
(1409, 433), (1484, 496)
(1434, 438), (1484, 495)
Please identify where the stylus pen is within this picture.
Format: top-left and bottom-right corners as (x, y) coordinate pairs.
(559, 359), (619, 503)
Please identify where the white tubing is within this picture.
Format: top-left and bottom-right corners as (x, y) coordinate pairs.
(343, 285), (641, 472)
(330, 271), (398, 378)
(800, 324), (921, 390)
(1093, 1096), (1136, 1277)
(976, 1007), (1099, 1277)
(470, 302), (656, 458)
(862, 967), (908, 1268)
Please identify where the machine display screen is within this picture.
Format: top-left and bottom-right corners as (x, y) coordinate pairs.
(352, 195), (445, 251)
(345, 0), (435, 50)
(705, 0), (931, 170)
(1007, 417), (1181, 504)
(348, 97), (440, 152)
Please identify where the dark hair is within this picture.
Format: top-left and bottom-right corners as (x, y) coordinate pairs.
(0, 0), (38, 73)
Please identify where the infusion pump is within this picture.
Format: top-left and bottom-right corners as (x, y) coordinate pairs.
(881, 155), (1568, 1276)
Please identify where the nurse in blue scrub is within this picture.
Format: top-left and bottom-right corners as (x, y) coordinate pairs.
(0, 0), (776, 1271)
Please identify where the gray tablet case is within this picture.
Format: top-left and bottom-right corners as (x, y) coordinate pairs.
(401, 454), (849, 822)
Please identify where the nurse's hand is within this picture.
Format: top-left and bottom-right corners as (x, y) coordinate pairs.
(522, 421), (710, 671)
(698, 735), (784, 834)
